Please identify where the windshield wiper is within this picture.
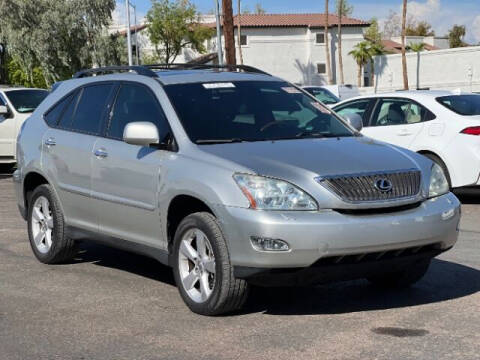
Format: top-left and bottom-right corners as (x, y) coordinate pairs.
(196, 138), (246, 144)
(296, 131), (325, 138)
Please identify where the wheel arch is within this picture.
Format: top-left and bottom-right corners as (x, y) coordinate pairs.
(166, 194), (217, 254)
(23, 171), (50, 209)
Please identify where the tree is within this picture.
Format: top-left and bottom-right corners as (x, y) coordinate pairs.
(336, 0), (353, 85)
(409, 42), (424, 90)
(364, 18), (382, 44)
(0, 0), (116, 86)
(237, 0), (244, 65)
(349, 41), (370, 87)
(254, 3), (266, 15)
(448, 25), (467, 48)
(222, 0), (236, 65)
(406, 21), (435, 36)
(146, 0), (214, 65)
(401, 0), (409, 90)
(324, 0), (333, 84)
(382, 10), (416, 39)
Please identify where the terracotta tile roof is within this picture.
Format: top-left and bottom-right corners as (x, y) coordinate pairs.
(206, 13), (369, 28)
(117, 24), (148, 36)
(381, 39), (403, 54)
(423, 43), (440, 51)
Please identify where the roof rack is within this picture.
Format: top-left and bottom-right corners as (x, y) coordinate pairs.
(73, 66), (157, 79)
(144, 63), (271, 76)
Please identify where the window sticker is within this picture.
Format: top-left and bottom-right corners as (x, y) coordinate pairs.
(281, 87), (302, 94)
(311, 101), (331, 114)
(203, 82), (236, 89)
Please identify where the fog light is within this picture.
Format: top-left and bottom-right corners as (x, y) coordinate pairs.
(250, 237), (290, 252)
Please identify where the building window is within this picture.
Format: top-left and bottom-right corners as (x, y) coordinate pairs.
(316, 33), (325, 44)
(317, 63), (327, 74)
(240, 35), (248, 46)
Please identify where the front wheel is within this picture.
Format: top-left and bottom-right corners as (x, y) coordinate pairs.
(172, 212), (249, 316)
(367, 260), (431, 288)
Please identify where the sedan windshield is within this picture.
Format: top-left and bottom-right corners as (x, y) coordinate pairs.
(5, 89), (49, 113)
(436, 95), (480, 116)
(304, 87), (340, 105)
(165, 81), (354, 144)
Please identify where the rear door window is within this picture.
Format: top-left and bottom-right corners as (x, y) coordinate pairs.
(44, 93), (74, 127)
(70, 84), (114, 135)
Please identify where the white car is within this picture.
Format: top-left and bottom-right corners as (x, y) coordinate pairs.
(333, 90), (480, 189)
(0, 87), (49, 165)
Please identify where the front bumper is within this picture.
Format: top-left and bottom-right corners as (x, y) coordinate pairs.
(215, 192), (460, 272)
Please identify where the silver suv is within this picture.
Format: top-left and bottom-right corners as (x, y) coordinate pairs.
(13, 65), (460, 315)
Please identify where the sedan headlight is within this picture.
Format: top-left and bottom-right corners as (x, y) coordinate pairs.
(233, 174), (318, 210)
(429, 163), (449, 198)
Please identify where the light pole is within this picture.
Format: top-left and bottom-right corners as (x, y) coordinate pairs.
(128, 2), (140, 65)
(125, 0), (133, 66)
(214, 0), (223, 65)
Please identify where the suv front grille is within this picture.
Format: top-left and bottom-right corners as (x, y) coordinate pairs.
(316, 169), (421, 203)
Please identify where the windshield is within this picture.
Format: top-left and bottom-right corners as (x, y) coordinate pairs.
(436, 95), (480, 116)
(165, 81), (354, 144)
(304, 87), (340, 105)
(5, 89), (49, 113)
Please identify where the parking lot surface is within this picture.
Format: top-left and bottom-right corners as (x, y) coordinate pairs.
(0, 167), (479, 360)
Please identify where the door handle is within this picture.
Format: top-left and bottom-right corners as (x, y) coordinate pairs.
(44, 137), (56, 146)
(398, 129), (412, 136)
(94, 148), (108, 158)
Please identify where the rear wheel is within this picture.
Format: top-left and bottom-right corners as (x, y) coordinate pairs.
(172, 212), (249, 315)
(27, 184), (76, 264)
(367, 260), (431, 288)
(422, 153), (451, 189)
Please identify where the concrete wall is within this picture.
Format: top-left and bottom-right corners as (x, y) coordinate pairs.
(234, 26), (365, 86)
(372, 46), (480, 93)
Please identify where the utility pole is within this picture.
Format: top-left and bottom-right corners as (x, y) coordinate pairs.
(214, 0), (223, 65)
(130, 2), (139, 65)
(125, 0), (133, 66)
(222, 0), (236, 65)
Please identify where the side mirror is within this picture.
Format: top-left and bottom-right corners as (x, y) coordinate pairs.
(0, 105), (8, 115)
(123, 122), (159, 147)
(342, 113), (363, 132)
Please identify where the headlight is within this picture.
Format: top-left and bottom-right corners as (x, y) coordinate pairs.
(233, 174), (318, 210)
(429, 163), (449, 198)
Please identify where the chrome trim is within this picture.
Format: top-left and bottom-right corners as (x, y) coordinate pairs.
(316, 168), (422, 203)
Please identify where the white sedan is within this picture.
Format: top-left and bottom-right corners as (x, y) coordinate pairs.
(333, 90), (480, 189)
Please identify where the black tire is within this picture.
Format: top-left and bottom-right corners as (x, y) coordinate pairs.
(172, 212), (249, 316)
(422, 153), (451, 189)
(367, 260), (431, 288)
(27, 184), (77, 264)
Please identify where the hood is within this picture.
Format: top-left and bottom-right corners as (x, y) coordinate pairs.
(198, 136), (419, 180)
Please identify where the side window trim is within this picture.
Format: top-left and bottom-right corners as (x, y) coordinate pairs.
(105, 80), (177, 151)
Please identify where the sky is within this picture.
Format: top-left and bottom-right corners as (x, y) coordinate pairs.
(114, 0), (480, 43)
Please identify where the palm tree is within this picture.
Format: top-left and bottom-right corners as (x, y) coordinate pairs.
(237, 0), (244, 65)
(349, 41), (370, 87)
(367, 41), (385, 88)
(409, 42), (425, 90)
(336, 0), (352, 85)
(401, 0), (409, 90)
(324, 0), (333, 84)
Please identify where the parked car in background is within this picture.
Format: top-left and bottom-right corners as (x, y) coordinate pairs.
(317, 84), (360, 101)
(0, 87), (49, 165)
(333, 91), (480, 189)
(14, 66), (460, 315)
(302, 86), (341, 106)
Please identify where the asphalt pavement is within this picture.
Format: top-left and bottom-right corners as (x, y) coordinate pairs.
(0, 166), (479, 360)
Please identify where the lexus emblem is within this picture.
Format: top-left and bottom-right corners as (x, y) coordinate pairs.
(374, 178), (393, 193)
